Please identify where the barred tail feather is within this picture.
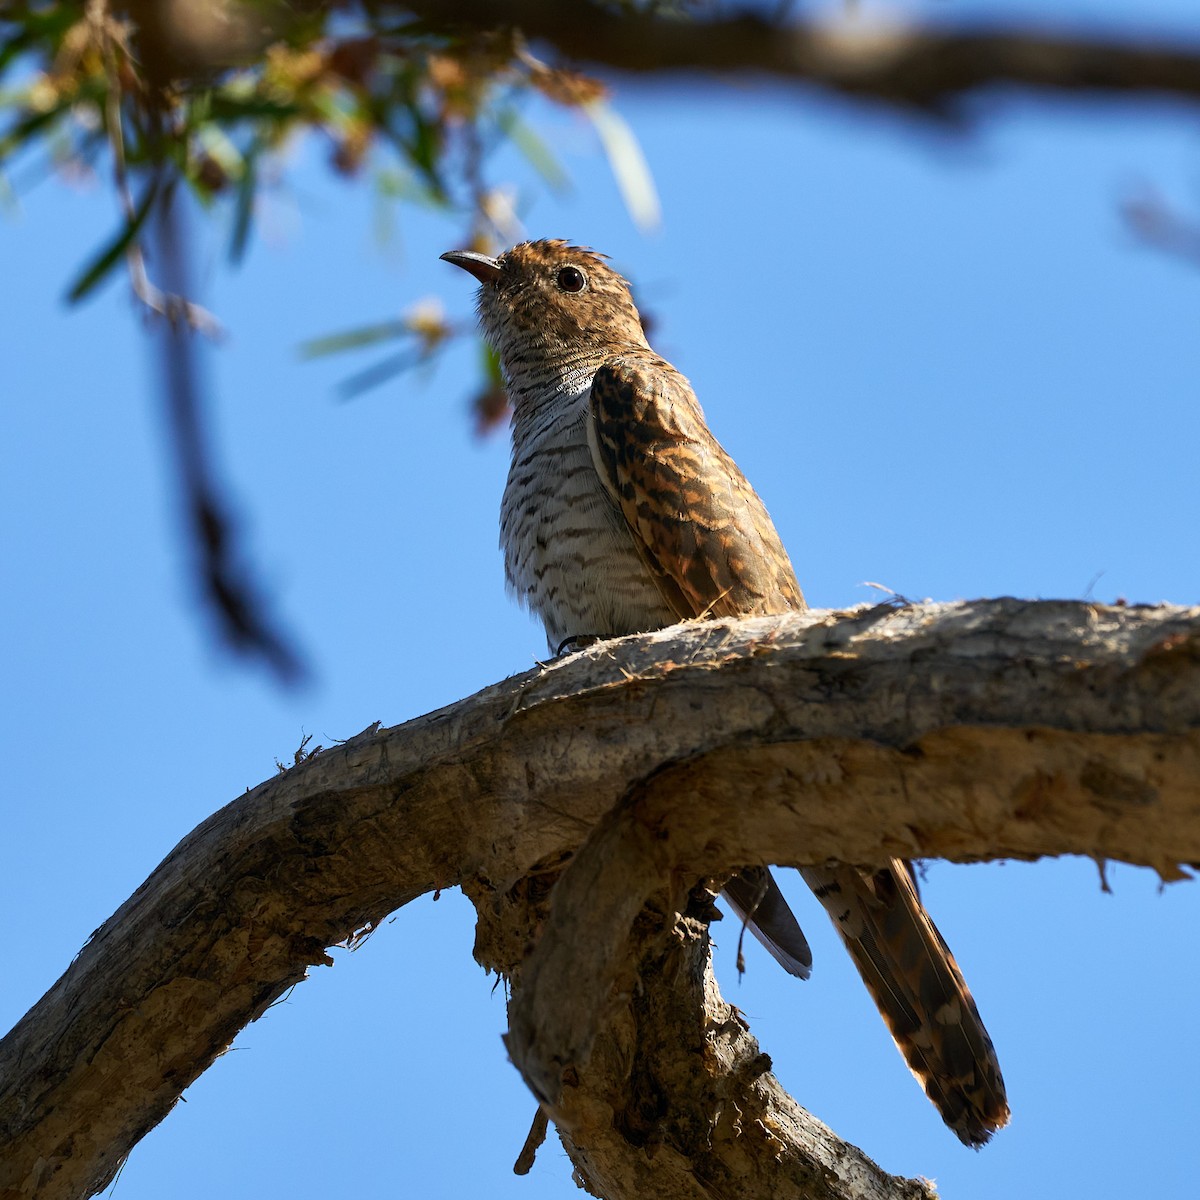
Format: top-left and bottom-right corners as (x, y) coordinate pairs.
(722, 866), (813, 980)
(801, 859), (1009, 1147)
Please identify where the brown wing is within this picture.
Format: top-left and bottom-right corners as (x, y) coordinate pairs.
(587, 352), (805, 621)
(802, 860), (1010, 1147)
(588, 351), (813, 978)
(590, 354), (1006, 1145)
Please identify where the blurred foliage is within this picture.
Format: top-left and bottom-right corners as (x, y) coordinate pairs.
(0, 2), (612, 254)
(0, 1), (664, 415)
(0, 1), (672, 678)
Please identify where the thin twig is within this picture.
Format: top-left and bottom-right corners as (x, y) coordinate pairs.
(151, 174), (306, 683)
(98, 6), (223, 338)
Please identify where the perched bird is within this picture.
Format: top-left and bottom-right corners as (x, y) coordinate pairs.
(441, 239), (1009, 1147)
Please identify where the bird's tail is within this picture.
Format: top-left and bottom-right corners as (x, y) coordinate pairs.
(801, 859), (1009, 1147)
(722, 866), (812, 979)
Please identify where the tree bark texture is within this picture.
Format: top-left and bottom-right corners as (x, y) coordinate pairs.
(2, 600), (1198, 1200)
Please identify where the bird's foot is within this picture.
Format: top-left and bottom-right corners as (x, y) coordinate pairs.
(555, 634), (603, 657)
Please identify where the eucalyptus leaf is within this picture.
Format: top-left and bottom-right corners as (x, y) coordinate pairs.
(65, 182), (158, 304)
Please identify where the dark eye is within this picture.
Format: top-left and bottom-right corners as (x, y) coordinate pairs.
(556, 266), (587, 293)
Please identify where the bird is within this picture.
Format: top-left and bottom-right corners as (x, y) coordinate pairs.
(441, 238), (1009, 1147)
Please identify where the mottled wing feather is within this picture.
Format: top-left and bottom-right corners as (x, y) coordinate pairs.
(588, 349), (1007, 1145)
(587, 352), (814, 981)
(589, 353), (1008, 1146)
(587, 353), (805, 621)
(801, 859), (1010, 1147)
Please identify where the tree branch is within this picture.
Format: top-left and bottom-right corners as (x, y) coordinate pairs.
(2, 600), (1198, 1200)
(402, 0), (1200, 115)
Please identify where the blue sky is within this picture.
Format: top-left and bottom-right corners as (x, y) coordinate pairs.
(3, 3), (1198, 1196)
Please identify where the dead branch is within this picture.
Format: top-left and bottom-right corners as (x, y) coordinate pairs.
(1, 599), (1198, 1200)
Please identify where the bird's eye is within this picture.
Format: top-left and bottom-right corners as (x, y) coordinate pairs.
(556, 266), (587, 293)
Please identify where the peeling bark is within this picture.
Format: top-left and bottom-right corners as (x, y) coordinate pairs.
(1, 600), (1198, 1200)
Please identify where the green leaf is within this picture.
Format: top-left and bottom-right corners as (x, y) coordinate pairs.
(396, 99), (447, 199)
(0, 6), (77, 72)
(0, 29), (36, 75)
(65, 181), (158, 304)
(497, 110), (569, 193)
(228, 143), (257, 264)
(205, 94), (303, 123)
(335, 347), (423, 401)
(582, 99), (660, 231)
(298, 319), (410, 359)
(374, 166), (444, 208)
(482, 341), (503, 387)
(0, 98), (72, 164)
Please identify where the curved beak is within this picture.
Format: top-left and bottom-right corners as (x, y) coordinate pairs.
(440, 249), (503, 285)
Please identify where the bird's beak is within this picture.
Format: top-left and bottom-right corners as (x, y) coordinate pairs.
(440, 250), (503, 285)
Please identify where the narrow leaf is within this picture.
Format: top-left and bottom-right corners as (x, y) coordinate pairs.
(65, 181), (157, 304)
(0, 99), (71, 163)
(335, 347), (422, 400)
(583, 99), (660, 231)
(497, 110), (569, 192)
(482, 341), (503, 387)
(228, 146), (257, 264)
(298, 320), (409, 359)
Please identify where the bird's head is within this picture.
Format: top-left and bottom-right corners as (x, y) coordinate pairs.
(440, 239), (649, 389)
